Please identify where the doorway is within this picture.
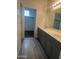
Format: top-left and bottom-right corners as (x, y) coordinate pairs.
(24, 8), (36, 37)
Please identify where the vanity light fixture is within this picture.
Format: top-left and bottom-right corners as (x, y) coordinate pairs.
(52, 1), (60, 7)
(49, 1), (61, 10)
(50, 1), (61, 8)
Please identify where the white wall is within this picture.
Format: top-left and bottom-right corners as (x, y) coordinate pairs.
(17, 0), (22, 55)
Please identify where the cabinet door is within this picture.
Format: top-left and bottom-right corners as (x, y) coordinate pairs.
(45, 35), (53, 59)
(50, 37), (61, 59)
(41, 30), (47, 51)
(37, 28), (41, 42)
(38, 28), (47, 50)
(45, 33), (61, 59)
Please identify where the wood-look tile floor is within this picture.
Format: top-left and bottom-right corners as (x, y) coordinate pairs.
(18, 37), (47, 59)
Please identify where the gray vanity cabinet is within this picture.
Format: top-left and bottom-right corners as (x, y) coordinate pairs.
(38, 28), (47, 50)
(37, 28), (61, 59)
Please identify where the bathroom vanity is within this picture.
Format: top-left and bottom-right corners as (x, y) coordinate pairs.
(37, 27), (61, 59)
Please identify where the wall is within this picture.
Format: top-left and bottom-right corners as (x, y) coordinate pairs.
(17, 0), (22, 55)
(21, 6), (25, 39)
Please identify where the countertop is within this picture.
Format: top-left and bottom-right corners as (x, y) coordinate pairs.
(38, 27), (61, 42)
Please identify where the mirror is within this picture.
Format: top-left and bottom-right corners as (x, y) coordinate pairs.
(53, 8), (61, 30)
(45, 1), (61, 31)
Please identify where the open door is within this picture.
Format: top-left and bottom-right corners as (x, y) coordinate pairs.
(24, 8), (36, 37)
